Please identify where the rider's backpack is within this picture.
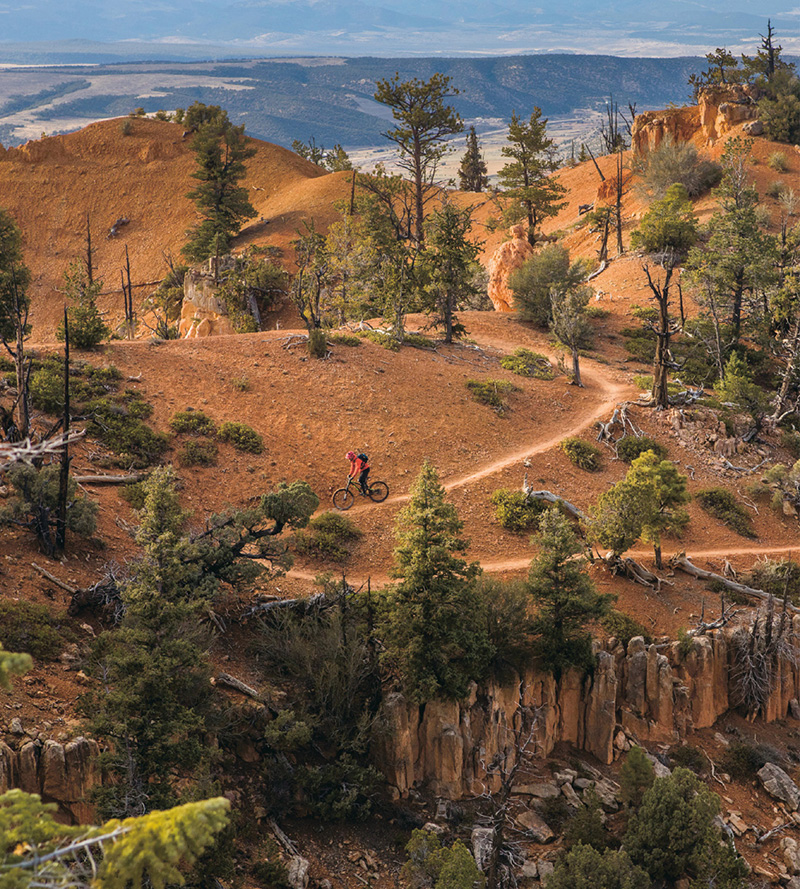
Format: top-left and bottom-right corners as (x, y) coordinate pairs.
(357, 452), (369, 463)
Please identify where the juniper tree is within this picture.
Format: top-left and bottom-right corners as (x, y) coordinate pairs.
(374, 73), (463, 246)
(527, 506), (612, 675)
(498, 109), (566, 246)
(183, 106), (257, 265)
(457, 126), (488, 192)
(381, 461), (492, 701)
(57, 261), (109, 349)
(509, 244), (585, 328)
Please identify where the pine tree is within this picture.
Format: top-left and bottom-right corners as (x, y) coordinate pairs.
(420, 201), (481, 343)
(547, 845), (650, 889)
(498, 109), (566, 246)
(183, 107), (257, 264)
(381, 461), (492, 702)
(457, 126), (488, 192)
(374, 74), (463, 246)
(550, 283), (592, 388)
(618, 746), (655, 809)
(57, 261), (110, 349)
(630, 183), (698, 255)
(527, 506), (612, 675)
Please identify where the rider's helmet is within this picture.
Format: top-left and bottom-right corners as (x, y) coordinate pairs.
(346, 451), (356, 460)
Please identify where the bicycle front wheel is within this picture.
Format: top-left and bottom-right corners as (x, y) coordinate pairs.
(367, 481), (389, 503)
(332, 488), (355, 510)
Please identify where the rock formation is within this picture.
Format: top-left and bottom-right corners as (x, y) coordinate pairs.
(377, 624), (800, 800)
(631, 85), (761, 157)
(486, 225), (534, 312)
(0, 736), (100, 823)
(179, 257), (238, 338)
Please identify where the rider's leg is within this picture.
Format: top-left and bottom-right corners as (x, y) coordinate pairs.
(359, 467), (370, 494)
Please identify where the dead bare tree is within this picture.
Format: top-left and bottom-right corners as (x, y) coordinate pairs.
(475, 706), (538, 889)
(643, 255), (683, 409)
(730, 595), (798, 717)
(121, 245), (135, 339)
(55, 306), (70, 556)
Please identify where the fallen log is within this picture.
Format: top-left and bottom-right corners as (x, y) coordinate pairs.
(72, 473), (144, 485)
(670, 554), (800, 615)
(522, 476), (588, 522)
(32, 561), (78, 594)
(243, 592), (329, 619)
(215, 672), (262, 700)
(603, 554), (665, 591)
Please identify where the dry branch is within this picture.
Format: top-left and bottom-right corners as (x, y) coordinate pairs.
(72, 473), (144, 485)
(31, 561), (78, 594)
(670, 554), (800, 615)
(522, 475), (588, 522)
(0, 431), (86, 469)
(215, 672), (262, 700)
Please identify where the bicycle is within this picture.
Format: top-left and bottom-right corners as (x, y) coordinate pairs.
(332, 475), (389, 510)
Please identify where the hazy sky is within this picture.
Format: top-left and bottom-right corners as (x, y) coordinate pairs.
(0, 0), (797, 58)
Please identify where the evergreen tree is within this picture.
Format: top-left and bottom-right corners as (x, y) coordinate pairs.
(457, 126), (488, 192)
(498, 109), (566, 246)
(592, 479), (653, 560)
(618, 746), (655, 810)
(624, 768), (746, 887)
(550, 282), (592, 388)
(547, 845), (650, 889)
(374, 73), (463, 246)
(420, 201), (482, 343)
(57, 261), (110, 349)
(183, 107), (257, 264)
(630, 183), (698, 255)
(508, 244), (585, 328)
(527, 506), (612, 675)
(0, 646), (31, 691)
(625, 451), (690, 568)
(0, 789), (229, 889)
(381, 461), (492, 702)
(86, 468), (318, 816)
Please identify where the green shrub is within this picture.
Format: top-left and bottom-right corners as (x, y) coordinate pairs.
(327, 332), (361, 347)
(630, 183), (698, 254)
(358, 330), (400, 351)
(564, 787), (609, 851)
(766, 179), (787, 199)
(294, 511), (362, 562)
(602, 610), (652, 646)
(721, 741), (777, 780)
(781, 429), (800, 458)
(119, 481), (147, 510)
(540, 794), (571, 832)
(465, 379), (515, 414)
(308, 328), (328, 359)
(676, 627), (694, 660)
(761, 93), (800, 145)
(500, 348), (554, 379)
(250, 839), (292, 889)
(87, 401), (168, 468)
(637, 137), (722, 198)
(231, 375), (250, 392)
(179, 439), (218, 467)
(169, 409), (217, 436)
(217, 421), (264, 454)
(299, 755), (382, 821)
(696, 488), (756, 539)
(560, 436), (602, 471)
(669, 744), (705, 773)
(768, 151), (789, 173)
(119, 119), (133, 136)
(616, 435), (667, 463)
(585, 305), (610, 319)
(621, 327), (656, 363)
(619, 746), (655, 810)
(403, 332), (434, 349)
(490, 488), (547, 531)
(0, 600), (68, 660)
(547, 846), (649, 889)
(749, 558), (800, 605)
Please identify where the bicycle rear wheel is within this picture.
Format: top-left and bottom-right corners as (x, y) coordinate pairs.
(367, 481), (389, 503)
(332, 488), (355, 510)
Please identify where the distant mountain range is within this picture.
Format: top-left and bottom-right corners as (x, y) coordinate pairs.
(0, 2), (797, 58)
(0, 54), (703, 149)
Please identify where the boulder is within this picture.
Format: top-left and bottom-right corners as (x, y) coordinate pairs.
(516, 810), (555, 844)
(784, 836), (800, 874)
(743, 120), (764, 136)
(485, 225), (535, 312)
(520, 860), (538, 879)
(514, 783), (561, 799)
(471, 826), (495, 872)
(561, 783), (581, 808)
(537, 860), (555, 883)
(758, 763), (800, 810)
(591, 779), (620, 813)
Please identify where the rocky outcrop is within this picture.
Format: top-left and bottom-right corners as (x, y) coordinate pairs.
(378, 627), (800, 800)
(758, 762), (800, 810)
(485, 224), (535, 312)
(179, 257), (238, 338)
(630, 85), (761, 156)
(0, 736), (100, 823)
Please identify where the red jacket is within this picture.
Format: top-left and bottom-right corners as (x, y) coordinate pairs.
(348, 455), (369, 477)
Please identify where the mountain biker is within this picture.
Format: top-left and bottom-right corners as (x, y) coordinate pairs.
(346, 450), (370, 494)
